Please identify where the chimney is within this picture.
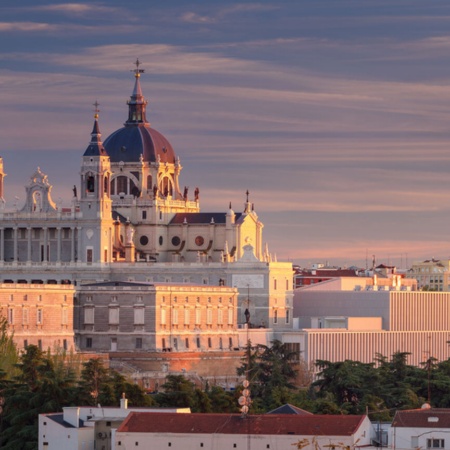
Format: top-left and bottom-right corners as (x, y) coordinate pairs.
(120, 392), (128, 409)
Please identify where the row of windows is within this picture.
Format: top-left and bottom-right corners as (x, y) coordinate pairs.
(84, 307), (234, 326)
(273, 309), (290, 324)
(273, 279), (290, 290)
(117, 441), (270, 448)
(7, 307), (68, 325)
(6, 294), (67, 302)
(23, 339), (68, 351)
(86, 336), (234, 351)
(6, 307), (67, 325)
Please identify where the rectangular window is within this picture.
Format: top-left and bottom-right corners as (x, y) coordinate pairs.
(274, 279), (277, 290)
(172, 308), (178, 325)
(161, 308), (167, 325)
(7, 308), (13, 324)
(62, 308), (68, 325)
(427, 439), (445, 449)
(273, 310), (278, 324)
(24, 339), (28, 348)
(134, 308), (145, 325)
(229, 337), (233, 349)
(86, 337), (92, 348)
(162, 338), (166, 349)
(142, 211), (147, 220)
(109, 307), (119, 325)
(228, 308), (233, 325)
(184, 308), (190, 326)
(84, 307), (94, 324)
(23, 308), (29, 324)
(197, 337), (201, 348)
(185, 338), (189, 349)
(37, 308), (43, 325)
(63, 339), (68, 350)
(195, 308), (201, 325)
(208, 337), (212, 348)
(38, 339), (42, 350)
(173, 338), (178, 350)
(218, 308), (223, 325)
(86, 248), (93, 263)
(286, 279), (289, 290)
(285, 309), (290, 324)
(136, 338), (143, 349)
(206, 308), (212, 325)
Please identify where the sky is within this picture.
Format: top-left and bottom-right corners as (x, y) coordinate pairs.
(2, 1), (450, 269)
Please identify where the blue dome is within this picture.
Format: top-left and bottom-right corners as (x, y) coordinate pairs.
(103, 124), (176, 164)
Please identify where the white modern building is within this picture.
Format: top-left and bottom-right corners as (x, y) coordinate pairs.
(278, 277), (450, 373)
(38, 397), (190, 450)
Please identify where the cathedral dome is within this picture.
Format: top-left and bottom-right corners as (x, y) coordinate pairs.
(104, 124), (175, 164)
(104, 59), (176, 164)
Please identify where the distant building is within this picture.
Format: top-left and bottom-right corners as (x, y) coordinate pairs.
(294, 266), (361, 288)
(278, 277), (448, 374)
(407, 258), (450, 291)
(0, 62), (294, 370)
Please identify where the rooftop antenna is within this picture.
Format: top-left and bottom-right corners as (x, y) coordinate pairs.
(239, 285), (252, 417)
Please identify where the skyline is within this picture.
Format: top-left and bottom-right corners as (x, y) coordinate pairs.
(2, 2), (450, 268)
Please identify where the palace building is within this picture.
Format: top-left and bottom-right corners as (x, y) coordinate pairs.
(0, 62), (293, 357)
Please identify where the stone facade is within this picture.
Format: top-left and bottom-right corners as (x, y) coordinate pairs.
(0, 283), (75, 351)
(76, 282), (239, 353)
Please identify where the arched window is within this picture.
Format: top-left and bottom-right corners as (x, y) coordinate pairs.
(116, 176), (127, 195)
(160, 177), (173, 197)
(104, 176), (108, 194)
(87, 175), (95, 193)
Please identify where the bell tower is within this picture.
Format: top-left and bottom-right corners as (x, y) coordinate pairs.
(78, 104), (114, 263)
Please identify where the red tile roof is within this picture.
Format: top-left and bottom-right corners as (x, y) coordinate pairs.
(393, 409), (450, 428)
(117, 412), (366, 436)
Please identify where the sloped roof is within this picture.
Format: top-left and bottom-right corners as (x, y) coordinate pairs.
(117, 412), (366, 436)
(393, 408), (450, 428)
(170, 212), (242, 225)
(267, 404), (313, 415)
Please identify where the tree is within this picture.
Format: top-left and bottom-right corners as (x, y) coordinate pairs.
(76, 358), (115, 406)
(236, 340), (299, 412)
(313, 359), (379, 414)
(154, 375), (198, 409)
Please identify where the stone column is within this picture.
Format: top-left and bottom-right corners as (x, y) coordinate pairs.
(27, 227), (32, 263)
(77, 227), (82, 263)
(0, 228), (4, 262)
(13, 227), (18, 262)
(43, 227), (48, 262)
(57, 227), (61, 263)
(70, 227), (75, 263)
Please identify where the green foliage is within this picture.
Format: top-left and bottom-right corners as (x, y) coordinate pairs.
(0, 316), (18, 379)
(0, 351), (150, 448)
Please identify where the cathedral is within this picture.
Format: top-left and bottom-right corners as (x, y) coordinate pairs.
(0, 61), (293, 334)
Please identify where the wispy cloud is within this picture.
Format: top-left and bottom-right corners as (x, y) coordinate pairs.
(0, 21), (56, 31)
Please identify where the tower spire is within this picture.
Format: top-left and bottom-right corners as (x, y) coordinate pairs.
(84, 101), (107, 156)
(126, 58), (148, 125)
